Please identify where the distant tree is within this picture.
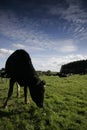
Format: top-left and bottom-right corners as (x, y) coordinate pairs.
(46, 70), (52, 76)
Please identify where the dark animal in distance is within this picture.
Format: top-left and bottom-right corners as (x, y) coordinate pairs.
(3, 49), (45, 108)
(57, 72), (67, 77)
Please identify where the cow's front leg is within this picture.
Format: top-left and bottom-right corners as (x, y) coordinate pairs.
(3, 78), (14, 108)
(24, 86), (29, 104)
(16, 82), (20, 98)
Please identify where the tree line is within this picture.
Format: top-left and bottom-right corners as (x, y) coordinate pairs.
(60, 59), (87, 75)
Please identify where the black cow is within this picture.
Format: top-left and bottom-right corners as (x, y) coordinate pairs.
(3, 49), (45, 108)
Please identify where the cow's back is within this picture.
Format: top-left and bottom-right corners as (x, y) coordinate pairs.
(5, 49), (33, 78)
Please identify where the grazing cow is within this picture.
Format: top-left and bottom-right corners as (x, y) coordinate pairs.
(3, 49), (45, 108)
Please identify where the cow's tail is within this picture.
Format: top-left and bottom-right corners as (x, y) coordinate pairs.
(0, 68), (8, 78)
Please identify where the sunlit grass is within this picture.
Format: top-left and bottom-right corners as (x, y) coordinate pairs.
(0, 75), (87, 130)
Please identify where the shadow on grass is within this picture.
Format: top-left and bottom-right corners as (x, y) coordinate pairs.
(0, 109), (13, 118)
(0, 104), (41, 118)
(0, 107), (29, 118)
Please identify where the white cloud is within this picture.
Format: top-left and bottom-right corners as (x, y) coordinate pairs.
(0, 48), (13, 57)
(0, 48), (87, 72)
(32, 54), (87, 72)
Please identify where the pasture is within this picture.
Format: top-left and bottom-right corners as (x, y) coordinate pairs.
(0, 75), (87, 130)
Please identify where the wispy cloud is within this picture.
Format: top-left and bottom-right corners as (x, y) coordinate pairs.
(62, 5), (87, 24)
(13, 43), (26, 49)
(11, 38), (77, 55)
(0, 9), (40, 41)
(60, 39), (77, 53)
(0, 9), (52, 50)
(47, 1), (87, 41)
(0, 8), (79, 57)
(48, 1), (87, 24)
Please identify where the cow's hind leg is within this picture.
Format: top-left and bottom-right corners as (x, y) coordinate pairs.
(24, 86), (29, 104)
(3, 78), (15, 108)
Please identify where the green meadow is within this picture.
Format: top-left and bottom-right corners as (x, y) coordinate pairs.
(0, 75), (87, 130)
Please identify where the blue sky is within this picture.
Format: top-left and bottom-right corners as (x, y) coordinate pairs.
(0, 0), (87, 71)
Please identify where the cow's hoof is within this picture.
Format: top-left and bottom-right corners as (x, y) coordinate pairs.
(25, 101), (30, 104)
(3, 105), (8, 109)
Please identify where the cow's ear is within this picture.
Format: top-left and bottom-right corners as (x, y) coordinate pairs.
(41, 80), (46, 85)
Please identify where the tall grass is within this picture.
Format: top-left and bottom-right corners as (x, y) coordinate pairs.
(0, 75), (87, 130)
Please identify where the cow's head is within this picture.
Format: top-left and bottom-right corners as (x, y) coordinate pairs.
(29, 80), (46, 108)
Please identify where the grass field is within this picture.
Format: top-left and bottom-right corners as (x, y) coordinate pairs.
(0, 75), (87, 130)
